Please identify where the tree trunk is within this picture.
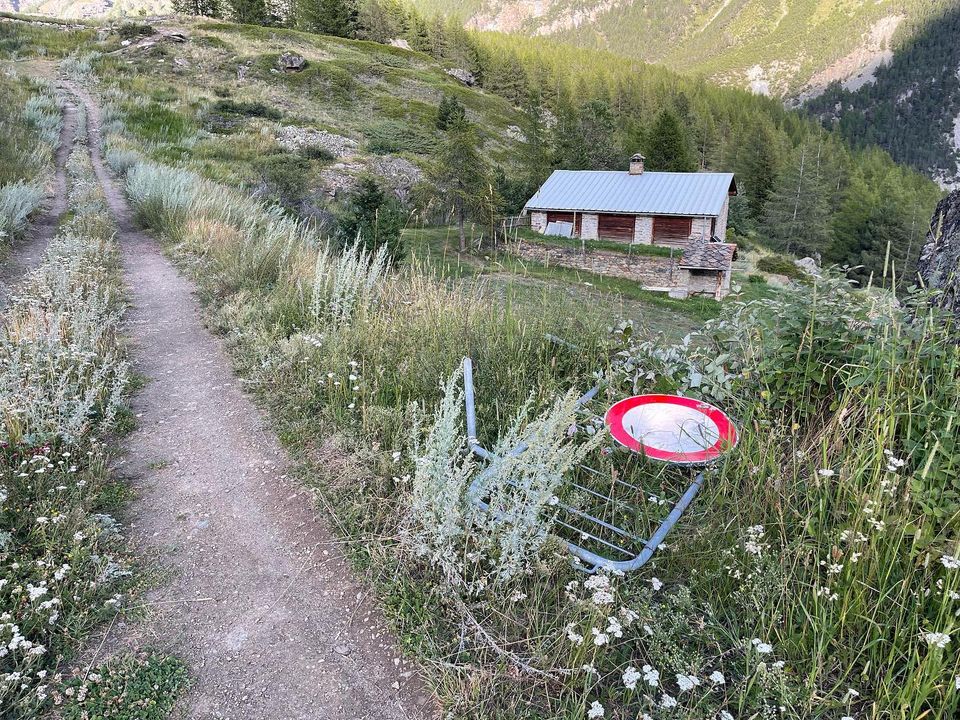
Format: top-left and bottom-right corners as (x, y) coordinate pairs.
(457, 203), (466, 253)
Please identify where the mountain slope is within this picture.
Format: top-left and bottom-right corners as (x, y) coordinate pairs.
(410, 0), (946, 97)
(804, 4), (960, 187)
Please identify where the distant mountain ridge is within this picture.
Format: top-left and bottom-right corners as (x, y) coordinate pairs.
(805, 4), (960, 188)
(0, 0), (169, 18)
(409, 0), (947, 98)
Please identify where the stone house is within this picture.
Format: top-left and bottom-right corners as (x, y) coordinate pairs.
(521, 154), (739, 299)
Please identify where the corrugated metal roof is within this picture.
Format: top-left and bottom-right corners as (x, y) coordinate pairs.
(524, 170), (736, 217)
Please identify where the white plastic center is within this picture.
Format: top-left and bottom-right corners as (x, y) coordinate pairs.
(621, 403), (720, 454)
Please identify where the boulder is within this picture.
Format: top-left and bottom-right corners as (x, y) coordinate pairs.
(918, 189), (960, 317)
(388, 38), (411, 50)
(278, 53), (307, 73)
(445, 68), (476, 86)
(793, 256), (820, 276)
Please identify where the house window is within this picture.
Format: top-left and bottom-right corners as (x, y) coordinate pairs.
(653, 216), (693, 245)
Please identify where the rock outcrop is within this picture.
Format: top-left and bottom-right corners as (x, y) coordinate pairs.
(918, 189), (960, 316)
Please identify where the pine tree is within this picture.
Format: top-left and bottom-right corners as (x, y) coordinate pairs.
(227, 0), (271, 25)
(578, 100), (621, 170)
(644, 108), (695, 172)
(428, 120), (498, 252)
(172, 0), (222, 16)
(436, 94), (466, 131)
(299, 0), (357, 37)
(739, 118), (782, 221)
(337, 176), (407, 264)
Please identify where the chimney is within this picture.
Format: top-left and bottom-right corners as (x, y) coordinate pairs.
(629, 153), (645, 175)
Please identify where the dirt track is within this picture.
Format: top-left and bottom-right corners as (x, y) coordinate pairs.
(67, 82), (434, 720)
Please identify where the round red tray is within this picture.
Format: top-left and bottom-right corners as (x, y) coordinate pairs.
(604, 394), (738, 464)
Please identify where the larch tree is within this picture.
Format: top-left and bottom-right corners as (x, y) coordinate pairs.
(429, 120), (498, 252)
(762, 140), (832, 257)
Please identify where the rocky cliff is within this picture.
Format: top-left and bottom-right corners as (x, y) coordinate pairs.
(918, 189), (960, 314)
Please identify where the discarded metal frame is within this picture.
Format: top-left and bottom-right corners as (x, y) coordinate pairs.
(461, 356), (735, 573)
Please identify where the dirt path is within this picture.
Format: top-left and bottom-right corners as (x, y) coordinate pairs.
(0, 97), (77, 304)
(70, 83), (434, 720)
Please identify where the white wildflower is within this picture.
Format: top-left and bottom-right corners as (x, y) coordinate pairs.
(650, 577), (663, 591)
(591, 628), (609, 646)
(751, 638), (773, 654)
(622, 665), (642, 690)
(818, 468), (835, 477)
(642, 664), (660, 687)
(709, 670), (725, 685)
(923, 631), (951, 649)
(941, 555), (960, 570)
(565, 624), (584, 646)
(587, 700), (604, 719)
(660, 693), (677, 708)
(606, 616), (623, 638)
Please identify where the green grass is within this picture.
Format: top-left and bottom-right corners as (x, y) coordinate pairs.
(404, 225), (720, 323)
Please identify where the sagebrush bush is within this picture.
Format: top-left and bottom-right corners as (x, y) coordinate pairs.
(0, 127), (132, 717)
(0, 180), (45, 239)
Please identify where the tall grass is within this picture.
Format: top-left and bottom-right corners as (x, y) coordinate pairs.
(0, 180), (45, 240)
(101, 83), (960, 718)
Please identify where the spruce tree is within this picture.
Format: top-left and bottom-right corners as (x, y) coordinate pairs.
(227, 0), (270, 25)
(436, 94), (466, 131)
(337, 176), (407, 264)
(740, 118), (781, 221)
(172, 0), (222, 16)
(645, 108), (695, 172)
(300, 0), (357, 38)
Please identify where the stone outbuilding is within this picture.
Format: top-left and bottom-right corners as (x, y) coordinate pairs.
(524, 154), (737, 245)
(519, 155), (740, 300)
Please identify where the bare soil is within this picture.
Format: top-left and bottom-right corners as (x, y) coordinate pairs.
(69, 83), (435, 720)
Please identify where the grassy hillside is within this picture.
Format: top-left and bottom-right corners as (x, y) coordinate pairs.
(409, 0), (951, 97)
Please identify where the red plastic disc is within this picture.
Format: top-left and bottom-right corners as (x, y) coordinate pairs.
(604, 394), (738, 464)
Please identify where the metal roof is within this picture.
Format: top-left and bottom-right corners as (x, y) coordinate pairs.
(524, 170), (736, 217)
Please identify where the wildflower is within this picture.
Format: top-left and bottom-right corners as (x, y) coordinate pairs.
(509, 590), (526, 602)
(955, 675), (960, 690)
(923, 631), (951, 649)
(660, 693), (677, 708)
(650, 577), (663, 591)
(642, 664), (660, 687)
(818, 468), (835, 477)
(620, 607), (639, 625)
(676, 673), (700, 691)
(941, 555), (960, 570)
(591, 628), (609, 646)
(35, 516), (49, 525)
(720, 713), (735, 720)
(622, 665), (642, 690)
(846, 688), (859, 699)
(581, 663), (598, 675)
(840, 717), (854, 720)
(587, 701), (604, 718)
(884, 449), (906, 472)
(27, 584), (48, 601)
(565, 624), (584, 645)
(606, 616), (623, 638)
(709, 670), (725, 685)
(751, 638), (773, 654)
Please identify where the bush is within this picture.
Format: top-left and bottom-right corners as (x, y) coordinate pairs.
(116, 22), (155, 41)
(365, 120), (436, 155)
(253, 153), (311, 208)
(336, 177), (408, 263)
(756, 253), (804, 279)
(212, 99), (282, 121)
(0, 181), (46, 240)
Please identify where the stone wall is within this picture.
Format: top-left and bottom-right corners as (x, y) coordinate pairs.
(716, 197), (730, 241)
(634, 215), (653, 244)
(582, 213), (599, 240)
(530, 211), (547, 233)
(692, 216), (712, 239)
(513, 242), (678, 288)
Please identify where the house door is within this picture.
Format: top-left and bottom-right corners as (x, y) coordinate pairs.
(652, 216), (693, 246)
(597, 213), (636, 241)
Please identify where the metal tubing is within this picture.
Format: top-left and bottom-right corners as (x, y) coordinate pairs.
(460, 356), (708, 574)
